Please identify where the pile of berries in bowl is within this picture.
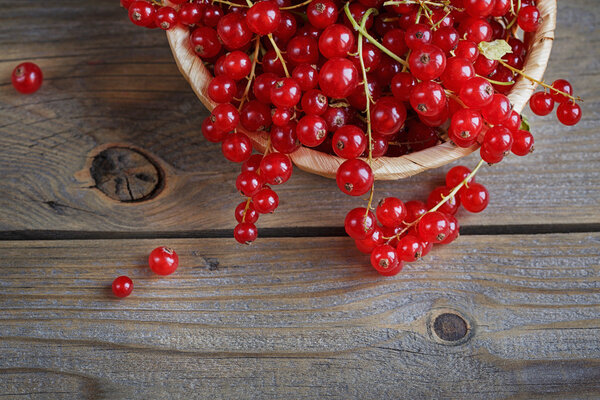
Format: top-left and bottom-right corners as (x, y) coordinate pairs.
(120, 0), (582, 275)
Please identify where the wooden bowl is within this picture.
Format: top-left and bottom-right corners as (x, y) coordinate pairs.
(166, 0), (556, 180)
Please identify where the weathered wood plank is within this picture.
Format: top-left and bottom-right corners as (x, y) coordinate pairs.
(0, 0), (598, 233)
(0, 234), (598, 398)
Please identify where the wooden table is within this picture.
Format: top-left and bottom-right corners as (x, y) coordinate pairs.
(1, 1), (599, 398)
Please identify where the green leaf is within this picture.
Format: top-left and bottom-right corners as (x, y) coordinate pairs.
(479, 40), (513, 61)
(520, 114), (530, 132)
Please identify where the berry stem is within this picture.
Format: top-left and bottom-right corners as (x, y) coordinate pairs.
(343, 3), (408, 67)
(497, 59), (583, 102)
(280, 0), (314, 10)
(383, 159), (486, 242)
(238, 37), (261, 111)
(213, 0), (250, 7)
(267, 33), (290, 78)
(478, 74), (515, 87)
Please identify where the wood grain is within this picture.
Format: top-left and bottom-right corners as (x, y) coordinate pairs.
(0, 0), (598, 233)
(0, 234), (599, 399)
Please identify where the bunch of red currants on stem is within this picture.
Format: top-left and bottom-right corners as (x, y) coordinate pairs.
(117, 0), (582, 275)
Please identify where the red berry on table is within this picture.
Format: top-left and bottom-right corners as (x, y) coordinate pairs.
(396, 234), (424, 262)
(440, 214), (460, 245)
(236, 171), (263, 196)
(336, 159), (374, 196)
(417, 211), (450, 243)
(482, 125), (513, 156)
(529, 92), (555, 116)
(252, 188), (279, 213)
(149, 246), (179, 276)
(556, 102), (582, 126)
(427, 186), (460, 215)
(260, 153), (293, 185)
(234, 222), (258, 244)
(11, 62), (43, 94)
(221, 132), (252, 163)
(550, 79), (574, 104)
(370, 244), (400, 274)
(355, 226), (384, 254)
(460, 183), (489, 213)
(112, 276), (133, 298)
(446, 165), (474, 189)
(404, 200), (428, 223)
(235, 201), (259, 224)
(376, 197), (407, 228)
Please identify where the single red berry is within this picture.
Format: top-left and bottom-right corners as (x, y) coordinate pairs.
(301, 89), (328, 116)
(11, 62), (43, 94)
(307, 0), (338, 29)
(556, 102), (582, 126)
(446, 166), (474, 190)
(481, 93), (512, 125)
(427, 186), (460, 215)
(296, 115), (328, 147)
(271, 122), (300, 153)
(344, 207), (376, 240)
(464, 0), (495, 17)
(370, 245), (400, 274)
(234, 222), (258, 244)
(236, 171), (263, 196)
(235, 201), (259, 224)
(529, 92), (555, 116)
(382, 29), (408, 57)
(149, 246), (179, 275)
(432, 26), (459, 53)
(260, 153), (293, 185)
(405, 23), (432, 49)
(252, 188), (279, 213)
(318, 57), (359, 99)
(404, 200), (427, 223)
(396, 235), (424, 262)
(550, 79), (574, 104)
(128, 1), (155, 27)
(155, 6), (178, 30)
(480, 144), (504, 164)
(408, 43), (446, 81)
(518, 5), (541, 32)
(460, 17), (493, 43)
(483, 125), (513, 156)
(286, 35), (320, 65)
(332, 125), (366, 159)
(190, 26), (222, 59)
(223, 51), (252, 80)
(511, 129), (535, 156)
(504, 110), (522, 132)
(440, 214), (460, 245)
(207, 75), (236, 104)
(178, 3), (203, 26)
(370, 97), (407, 136)
(441, 56), (475, 92)
(217, 12), (252, 50)
(391, 72), (417, 102)
(448, 108), (483, 147)
(222, 132), (253, 163)
(318, 24), (355, 59)
(201, 118), (227, 143)
(271, 78), (302, 108)
(460, 77), (494, 108)
(455, 40), (479, 63)
(240, 100), (272, 132)
(460, 182), (489, 213)
(417, 211), (450, 243)
(336, 159), (374, 196)
(246, 0), (281, 35)
(355, 226), (384, 254)
(112, 276), (133, 298)
(241, 154), (263, 174)
(376, 197), (407, 228)
(292, 63), (319, 91)
(410, 81), (447, 117)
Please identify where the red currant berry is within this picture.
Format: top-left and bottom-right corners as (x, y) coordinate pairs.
(370, 244), (400, 274)
(446, 165), (474, 189)
(376, 197), (407, 228)
(319, 24), (355, 59)
(518, 5), (541, 32)
(336, 159), (374, 196)
(217, 12), (252, 50)
(286, 36), (320, 65)
(240, 100), (272, 132)
(441, 56), (475, 92)
(149, 246), (179, 275)
(459, 77), (494, 108)
(318, 57), (359, 99)
(408, 43), (446, 81)
(202, 118), (227, 143)
(449, 108), (483, 147)
(410, 81), (447, 117)
(382, 29), (408, 57)
(207, 75), (236, 103)
(481, 93), (512, 125)
(273, 11), (297, 45)
(234, 222), (258, 244)
(11, 62), (43, 94)
(307, 0), (339, 28)
(297, 115), (328, 147)
(301, 89), (328, 116)
(370, 97), (407, 136)
(223, 51), (252, 80)
(271, 78), (302, 108)
(179, 3), (203, 26)
(460, 182), (489, 212)
(440, 214), (460, 245)
(112, 276), (133, 298)
(332, 125), (367, 159)
(128, 1), (155, 27)
(222, 132), (253, 163)
(455, 40), (479, 63)
(529, 92), (555, 116)
(405, 200), (427, 223)
(464, 0), (494, 17)
(480, 144), (504, 164)
(292, 63), (319, 91)
(345, 207), (376, 240)
(155, 6), (178, 30)
(260, 152), (293, 185)
(432, 26), (459, 53)
(550, 79), (573, 104)
(252, 188), (279, 213)
(190, 26), (222, 59)
(236, 171), (263, 196)
(405, 23), (432, 49)
(556, 102), (582, 126)
(241, 154), (263, 173)
(355, 226), (384, 254)
(271, 122), (300, 153)
(460, 17), (493, 43)
(391, 72), (416, 102)
(211, 103), (239, 132)
(417, 211), (450, 243)
(427, 186), (460, 215)
(504, 110), (522, 132)
(235, 201), (259, 224)
(483, 125), (513, 155)
(246, 0), (280, 35)
(511, 129), (535, 156)
(396, 234), (424, 262)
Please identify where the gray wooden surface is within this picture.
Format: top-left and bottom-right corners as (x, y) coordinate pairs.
(0, 0), (599, 399)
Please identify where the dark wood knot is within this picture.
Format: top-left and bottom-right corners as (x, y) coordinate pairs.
(432, 313), (469, 342)
(90, 147), (162, 202)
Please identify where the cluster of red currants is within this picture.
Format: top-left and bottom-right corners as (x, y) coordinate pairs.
(112, 246), (179, 297)
(119, 0), (583, 274)
(350, 165), (488, 274)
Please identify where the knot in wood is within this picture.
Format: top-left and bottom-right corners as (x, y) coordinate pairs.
(90, 147), (162, 202)
(432, 313), (468, 342)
